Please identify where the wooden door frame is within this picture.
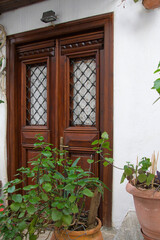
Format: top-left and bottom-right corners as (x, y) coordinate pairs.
(6, 13), (113, 227)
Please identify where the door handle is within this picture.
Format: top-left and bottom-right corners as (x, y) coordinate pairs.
(60, 137), (69, 151)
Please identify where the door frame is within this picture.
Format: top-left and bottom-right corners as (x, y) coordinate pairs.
(7, 13), (113, 227)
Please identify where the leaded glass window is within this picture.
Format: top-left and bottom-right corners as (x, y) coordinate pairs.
(26, 63), (47, 126)
(70, 57), (96, 126)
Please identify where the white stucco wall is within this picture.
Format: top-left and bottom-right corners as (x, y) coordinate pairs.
(0, 0), (160, 228)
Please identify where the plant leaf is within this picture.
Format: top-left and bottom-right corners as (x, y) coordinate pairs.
(42, 150), (52, 158)
(10, 202), (21, 212)
(91, 140), (99, 145)
(62, 215), (72, 226)
(124, 166), (133, 176)
(15, 237), (22, 240)
(146, 174), (155, 186)
(120, 173), (126, 184)
(72, 204), (79, 213)
(51, 208), (63, 221)
(18, 212), (25, 218)
(8, 186), (15, 193)
(64, 184), (75, 191)
(18, 221), (27, 231)
(87, 159), (94, 164)
(41, 193), (49, 202)
(71, 157), (80, 167)
(42, 183), (52, 192)
(69, 195), (76, 203)
(27, 205), (36, 215)
(12, 194), (22, 203)
(138, 174), (147, 183)
(29, 197), (40, 204)
(152, 79), (160, 94)
(23, 184), (38, 191)
(82, 188), (93, 197)
(103, 161), (109, 167)
(101, 132), (109, 140)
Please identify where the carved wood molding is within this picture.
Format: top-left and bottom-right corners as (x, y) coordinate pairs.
(17, 40), (55, 59)
(60, 31), (104, 55)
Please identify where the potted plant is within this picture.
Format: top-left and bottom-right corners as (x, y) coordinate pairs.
(119, 154), (160, 240)
(92, 126), (160, 240)
(0, 133), (112, 240)
(142, 0), (160, 9)
(122, 0), (160, 9)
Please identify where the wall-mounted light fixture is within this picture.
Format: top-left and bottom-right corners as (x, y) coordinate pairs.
(41, 10), (57, 23)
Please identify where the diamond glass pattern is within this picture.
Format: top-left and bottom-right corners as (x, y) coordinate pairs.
(70, 57), (96, 126)
(26, 63), (47, 126)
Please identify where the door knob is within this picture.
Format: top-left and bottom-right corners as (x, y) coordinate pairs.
(60, 137), (69, 151)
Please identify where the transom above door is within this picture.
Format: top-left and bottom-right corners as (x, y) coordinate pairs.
(7, 13), (113, 227)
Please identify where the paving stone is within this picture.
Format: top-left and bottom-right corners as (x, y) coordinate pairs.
(102, 226), (117, 240)
(114, 211), (144, 240)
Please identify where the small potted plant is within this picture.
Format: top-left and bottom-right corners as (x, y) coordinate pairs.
(122, 0), (160, 9)
(0, 133), (112, 240)
(119, 154), (160, 240)
(93, 128), (160, 240)
(142, 0), (160, 9)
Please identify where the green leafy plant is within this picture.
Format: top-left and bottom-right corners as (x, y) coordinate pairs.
(152, 62), (160, 103)
(0, 134), (108, 240)
(120, 157), (157, 187)
(2, 131), (157, 240)
(94, 134), (160, 190)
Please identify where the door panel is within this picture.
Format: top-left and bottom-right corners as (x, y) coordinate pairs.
(59, 35), (103, 177)
(22, 148), (39, 185)
(19, 41), (55, 170)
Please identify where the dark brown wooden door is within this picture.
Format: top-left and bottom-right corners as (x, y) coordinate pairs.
(7, 13), (113, 226)
(19, 31), (104, 179)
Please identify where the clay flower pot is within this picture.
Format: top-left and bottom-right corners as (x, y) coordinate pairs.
(126, 182), (160, 240)
(143, 0), (160, 9)
(51, 217), (103, 240)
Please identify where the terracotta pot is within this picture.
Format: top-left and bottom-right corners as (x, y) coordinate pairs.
(126, 182), (160, 240)
(51, 217), (103, 240)
(143, 0), (160, 10)
(141, 229), (155, 240)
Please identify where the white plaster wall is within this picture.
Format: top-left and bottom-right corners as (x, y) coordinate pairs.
(0, 0), (160, 228)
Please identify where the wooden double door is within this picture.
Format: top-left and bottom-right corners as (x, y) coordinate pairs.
(7, 13), (113, 226)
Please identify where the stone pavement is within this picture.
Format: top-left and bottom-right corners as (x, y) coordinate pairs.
(101, 226), (117, 240)
(114, 211), (143, 240)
